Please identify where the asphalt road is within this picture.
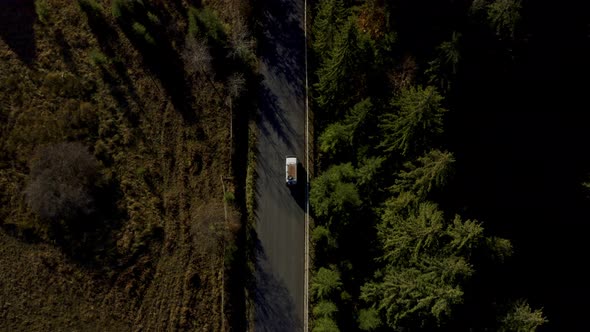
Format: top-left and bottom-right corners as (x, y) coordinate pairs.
(253, 0), (306, 330)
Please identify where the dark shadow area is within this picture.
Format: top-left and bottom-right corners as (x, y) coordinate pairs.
(79, 1), (119, 58)
(253, 236), (302, 332)
(54, 29), (78, 74)
(122, 24), (194, 122)
(255, 0), (305, 91)
(78, 1), (143, 112)
(437, 1), (590, 330)
(225, 106), (250, 332)
(288, 162), (307, 211)
(0, 0), (36, 64)
(254, 0), (305, 150)
(258, 83), (297, 152)
(51, 177), (129, 270)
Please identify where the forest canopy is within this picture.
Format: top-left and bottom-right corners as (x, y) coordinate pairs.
(308, 0), (554, 330)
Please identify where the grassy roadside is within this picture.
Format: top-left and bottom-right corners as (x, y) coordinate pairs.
(244, 121), (258, 331)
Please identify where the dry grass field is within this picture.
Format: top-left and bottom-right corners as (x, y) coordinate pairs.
(0, 0), (253, 330)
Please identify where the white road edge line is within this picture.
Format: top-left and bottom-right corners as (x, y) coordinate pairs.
(303, 0), (309, 330)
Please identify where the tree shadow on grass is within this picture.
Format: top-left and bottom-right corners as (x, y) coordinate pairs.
(114, 7), (196, 122)
(79, 2), (119, 58)
(54, 28), (78, 74)
(0, 0), (36, 64)
(51, 177), (128, 270)
(79, 4), (145, 115)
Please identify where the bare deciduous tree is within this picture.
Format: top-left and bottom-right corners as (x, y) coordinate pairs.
(182, 36), (213, 77)
(227, 73), (246, 101)
(25, 142), (100, 221)
(228, 17), (255, 60)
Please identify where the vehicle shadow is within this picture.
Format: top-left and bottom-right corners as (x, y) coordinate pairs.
(288, 162), (307, 211)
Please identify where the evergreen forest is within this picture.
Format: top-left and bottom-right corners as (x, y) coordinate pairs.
(308, 0), (590, 330)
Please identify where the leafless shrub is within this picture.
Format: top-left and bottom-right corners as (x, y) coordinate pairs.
(228, 17), (255, 61)
(25, 142), (100, 221)
(182, 36), (213, 78)
(227, 73), (246, 101)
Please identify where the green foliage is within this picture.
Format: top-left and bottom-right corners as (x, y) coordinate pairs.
(439, 32), (461, 74)
(224, 191), (235, 204)
(319, 122), (351, 156)
(344, 98), (373, 149)
(188, 7), (226, 46)
(315, 18), (364, 112)
(89, 49), (109, 67)
(147, 11), (160, 26)
(426, 32), (461, 91)
(361, 256), (471, 328)
(42, 72), (93, 98)
(363, 195), (493, 328)
(447, 215), (484, 252)
(112, 0), (144, 20)
(379, 86), (447, 156)
(312, 225), (337, 249)
(310, 163), (361, 221)
(311, 267), (342, 300)
(372, 31), (397, 64)
(111, 0), (126, 19)
(313, 301), (338, 318)
(313, 317), (340, 332)
(312, 225), (330, 243)
(132, 22), (156, 46)
(78, 0), (103, 18)
(356, 156), (384, 188)
(35, 0), (50, 24)
(391, 149), (455, 199)
(486, 236), (513, 263)
(500, 300), (548, 332)
(318, 98), (373, 158)
(313, 0), (347, 61)
(357, 308), (381, 331)
(188, 7), (200, 37)
(488, 0), (522, 37)
(379, 201), (445, 264)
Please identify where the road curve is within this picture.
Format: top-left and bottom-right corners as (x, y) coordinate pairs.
(253, 0), (306, 330)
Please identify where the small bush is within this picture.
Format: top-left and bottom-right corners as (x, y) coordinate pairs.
(112, 0), (144, 20)
(196, 8), (226, 44)
(224, 191), (235, 204)
(147, 11), (160, 25)
(132, 21), (147, 35)
(111, 0), (127, 19)
(89, 49), (109, 66)
(132, 22), (156, 46)
(42, 72), (96, 98)
(25, 142), (100, 222)
(136, 167), (146, 177)
(78, 0), (102, 17)
(35, 0), (50, 24)
(188, 7), (200, 37)
(43, 72), (82, 97)
(188, 7), (226, 46)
